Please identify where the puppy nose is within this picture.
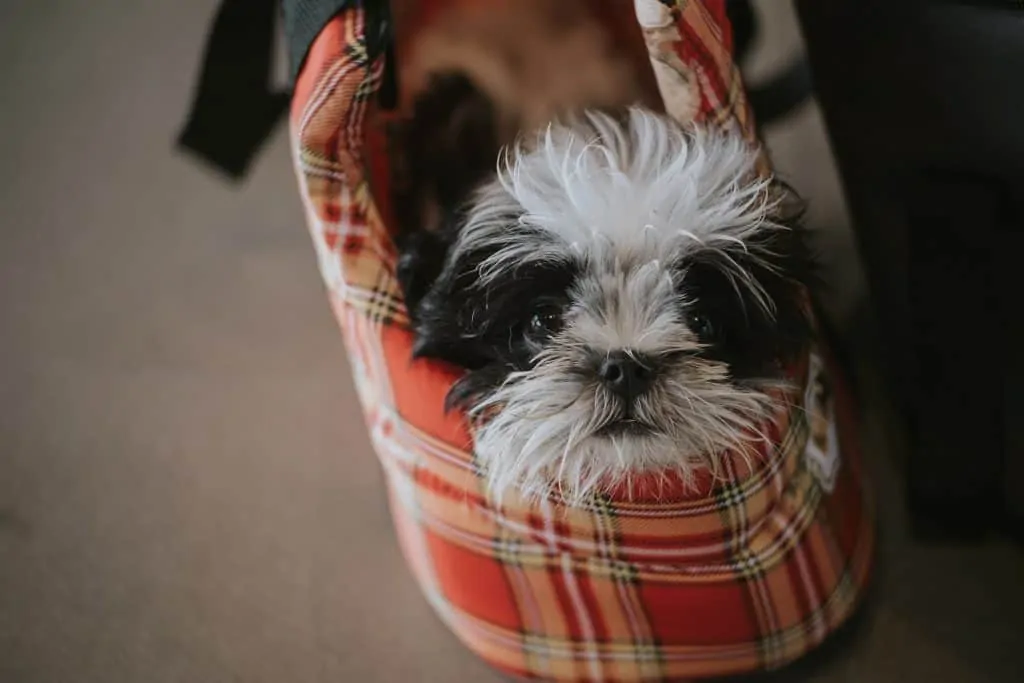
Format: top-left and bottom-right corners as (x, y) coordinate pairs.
(599, 351), (657, 401)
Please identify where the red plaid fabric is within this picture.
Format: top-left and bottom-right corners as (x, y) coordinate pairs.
(289, 2), (874, 680)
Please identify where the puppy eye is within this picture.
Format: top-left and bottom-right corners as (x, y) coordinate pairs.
(687, 310), (716, 340)
(527, 302), (565, 338)
(528, 312), (562, 336)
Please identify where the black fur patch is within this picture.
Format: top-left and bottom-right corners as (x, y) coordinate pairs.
(390, 72), (505, 313)
(415, 253), (582, 410)
(679, 205), (818, 380)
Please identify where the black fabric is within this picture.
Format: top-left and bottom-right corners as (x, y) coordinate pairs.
(904, 173), (1006, 539)
(726, 0), (813, 128)
(178, 0), (393, 180)
(745, 60), (813, 128)
(177, 0), (289, 179)
(283, 0), (356, 84)
(796, 0), (1024, 540)
(280, 0), (394, 101)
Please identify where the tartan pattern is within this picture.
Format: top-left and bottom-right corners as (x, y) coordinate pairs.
(289, 2), (874, 680)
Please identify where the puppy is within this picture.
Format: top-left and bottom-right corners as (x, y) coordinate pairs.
(391, 5), (815, 503)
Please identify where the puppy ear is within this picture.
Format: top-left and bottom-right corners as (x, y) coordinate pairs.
(411, 219), (579, 371)
(684, 179), (817, 377)
(736, 179), (818, 367)
(410, 241), (496, 370)
(396, 228), (451, 315)
(761, 179), (819, 296)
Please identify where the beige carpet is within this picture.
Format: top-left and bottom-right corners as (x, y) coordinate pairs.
(1, 1), (1022, 681)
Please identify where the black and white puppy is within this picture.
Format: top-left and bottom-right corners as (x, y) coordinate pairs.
(392, 74), (815, 502)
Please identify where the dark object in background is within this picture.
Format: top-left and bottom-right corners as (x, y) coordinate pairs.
(177, 0), (290, 179)
(178, 0), (393, 180)
(795, 0), (1024, 540)
(180, 0), (803, 181)
(726, 0), (813, 128)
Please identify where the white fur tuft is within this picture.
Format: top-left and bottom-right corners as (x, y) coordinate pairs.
(453, 108), (783, 288)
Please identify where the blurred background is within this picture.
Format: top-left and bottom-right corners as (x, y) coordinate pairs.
(1, 1), (1022, 681)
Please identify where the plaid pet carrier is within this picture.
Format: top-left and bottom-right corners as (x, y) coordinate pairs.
(285, 1), (875, 679)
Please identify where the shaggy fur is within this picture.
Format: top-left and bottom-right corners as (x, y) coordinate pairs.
(395, 88), (814, 503)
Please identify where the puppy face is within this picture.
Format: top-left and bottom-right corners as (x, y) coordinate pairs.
(412, 108), (814, 502)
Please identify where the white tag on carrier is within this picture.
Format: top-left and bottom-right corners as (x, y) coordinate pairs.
(802, 352), (841, 493)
